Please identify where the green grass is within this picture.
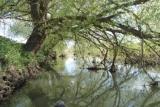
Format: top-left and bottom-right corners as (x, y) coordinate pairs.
(0, 36), (34, 70)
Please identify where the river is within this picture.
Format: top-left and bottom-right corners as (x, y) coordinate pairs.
(0, 53), (160, 107)
(1, 40), (160, 107)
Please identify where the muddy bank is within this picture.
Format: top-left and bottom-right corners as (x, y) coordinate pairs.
(0, 63), (41, 102)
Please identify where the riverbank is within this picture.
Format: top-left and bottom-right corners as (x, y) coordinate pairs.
(0, 63), (41, 102)
(124, 54), (160, 66)
(0, 35), (58, 102)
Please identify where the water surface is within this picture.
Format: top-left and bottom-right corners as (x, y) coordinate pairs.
(1, 55), (160, 107)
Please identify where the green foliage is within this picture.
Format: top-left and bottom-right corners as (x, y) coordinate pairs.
(0, 36), (36, 69)
(9, 20), (32, 37)
(74, 37), (100, 56)
(0, 36), (22, 68)
(50, 0), (108, 17)
(140, 0), (160, 31)
(0, 0), (159, 69)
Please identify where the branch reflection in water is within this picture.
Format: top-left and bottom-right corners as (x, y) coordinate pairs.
(1, 56), (160, 107)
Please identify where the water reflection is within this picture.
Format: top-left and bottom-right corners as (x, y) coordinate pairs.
(64, 57), (76, 75)
(1, 57), (160, 107)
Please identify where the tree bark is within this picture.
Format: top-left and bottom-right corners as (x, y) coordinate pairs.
(24, 0), (49, 53)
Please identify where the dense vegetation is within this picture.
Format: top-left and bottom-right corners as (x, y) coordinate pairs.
(0, 0), (160, 104)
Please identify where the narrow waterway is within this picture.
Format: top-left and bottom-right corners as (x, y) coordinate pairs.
(1, 41), (160, 107)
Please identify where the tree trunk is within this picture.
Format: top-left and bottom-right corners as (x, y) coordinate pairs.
(23, 0), (49, 53)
